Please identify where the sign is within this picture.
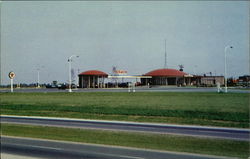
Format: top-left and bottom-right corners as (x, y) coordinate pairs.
(8, 71), (15, 93)
(114, 70), (127, 75)
(8, 71), (15, 79)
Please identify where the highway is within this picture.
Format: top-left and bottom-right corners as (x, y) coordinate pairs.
(0, 87), (249, 93)
(2, 115), (249, 141)
(1, 136), (233, 159)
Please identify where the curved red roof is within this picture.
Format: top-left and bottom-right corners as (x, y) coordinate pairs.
(144, 68), (187, 77)
(79, 70), (108, 77)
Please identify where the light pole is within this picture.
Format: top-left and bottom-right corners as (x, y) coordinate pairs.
(224, 45), (233, 93)
(37, 66), (44, 88)
(37, 68), (40, 88)
(68, 55), (79, 92)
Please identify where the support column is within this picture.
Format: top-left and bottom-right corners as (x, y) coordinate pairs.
(102, 76), (104, 88)
(97, 76), (99, 88)
(88, 76), (90, 88)
(81, 76), (83, 88)
(93, 76), (95, 88)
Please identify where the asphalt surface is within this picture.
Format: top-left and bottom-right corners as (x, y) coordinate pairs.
(2, 115), (249, 141)
(0, 87), (249, 93)
(1, 136), (232, 159)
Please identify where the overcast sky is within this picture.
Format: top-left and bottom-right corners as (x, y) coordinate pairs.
(1, 1), (249, 84)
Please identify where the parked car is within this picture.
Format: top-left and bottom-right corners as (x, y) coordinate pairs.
(58, 83), (77, 89)
(46, 83), (58, 88)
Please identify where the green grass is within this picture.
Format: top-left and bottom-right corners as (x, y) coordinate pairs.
(1, 92), (249, 128)
(1, 123), (249, 159)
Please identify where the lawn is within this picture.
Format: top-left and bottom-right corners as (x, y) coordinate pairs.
(0, 92), (249, 127)
(2, 123), (249, 159)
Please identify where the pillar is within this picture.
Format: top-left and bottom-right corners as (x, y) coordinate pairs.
(80, 76), (84, 88)
(93, 76), (95, 88)
(88, 76), (90, 88)
(102, 76), (105, 88)
(96, 76), (98, 88)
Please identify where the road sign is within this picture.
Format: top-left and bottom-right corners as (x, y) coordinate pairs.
(8, 71), (15, 79)
(8, 71), (15, 92)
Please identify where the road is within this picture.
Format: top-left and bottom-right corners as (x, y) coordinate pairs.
(2, 115), (249, 141)
(1, 136), (232, 159)
(0, 87), (249, 93)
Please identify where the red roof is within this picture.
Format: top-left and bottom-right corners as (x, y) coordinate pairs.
(144, 68), (187, 77)
(79, 70), (108, 77)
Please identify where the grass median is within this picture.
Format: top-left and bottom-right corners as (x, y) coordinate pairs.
(1, 123), (249, 159)
(1, 92), (249, 128)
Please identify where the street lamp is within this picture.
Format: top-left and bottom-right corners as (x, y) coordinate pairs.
(37, 68), (40, 88)
(37, 66), (44, 88)
(68, 55), (79, 92)
(224, 45), (233, 93)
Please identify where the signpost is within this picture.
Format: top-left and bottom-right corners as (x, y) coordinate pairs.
(216, 82), (221, 93)
(8, 71), (15, 92)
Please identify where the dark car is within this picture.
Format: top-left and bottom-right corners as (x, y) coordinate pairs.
(57, 83), (67, 89)
(58, 83), (77, 89)
(46, 84), (58, 88)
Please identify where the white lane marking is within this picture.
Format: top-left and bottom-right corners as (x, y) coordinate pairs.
(1, 153), (43, 159)
(84, 151), (145, 159)
(7, 143), (62, 151)
(119, 155), (145, 159)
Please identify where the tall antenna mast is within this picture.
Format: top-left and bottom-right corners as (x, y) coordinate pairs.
(164, 39), (167, 68)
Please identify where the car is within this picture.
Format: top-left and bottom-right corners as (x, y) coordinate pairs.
(58, 83), (77, 89)
(46, 83), (58, 88)
(57, 83), (67, 89)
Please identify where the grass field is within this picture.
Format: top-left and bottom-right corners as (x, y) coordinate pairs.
(1, 92), (249, 128)
(2, 123), (249, 159)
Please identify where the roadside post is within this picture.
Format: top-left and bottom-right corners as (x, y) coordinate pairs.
(132, 82), (135, 92)
(216, 82), (221, 93)
(128, 83), (131, 92)
(8, 71), (15, 93)
(128, 83), (135, 92)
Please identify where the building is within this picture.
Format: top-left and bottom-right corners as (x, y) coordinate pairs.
(78, 70), (108, 88)
(78, 68), (226, 88)
(141, 68), (192, 86)
(192, 75), (224, 87)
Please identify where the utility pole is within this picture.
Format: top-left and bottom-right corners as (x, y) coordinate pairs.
(224, 45), (233, 93)
(164, 39), (167, 68)
(68, 55), (79, 92)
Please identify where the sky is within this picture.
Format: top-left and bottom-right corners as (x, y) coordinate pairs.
(0, 1), (249, 85)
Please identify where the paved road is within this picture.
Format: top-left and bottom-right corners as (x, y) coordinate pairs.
(0, 87), (249, 93)
(1, 136), (232, 159)
(2, 115), (249, 141)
